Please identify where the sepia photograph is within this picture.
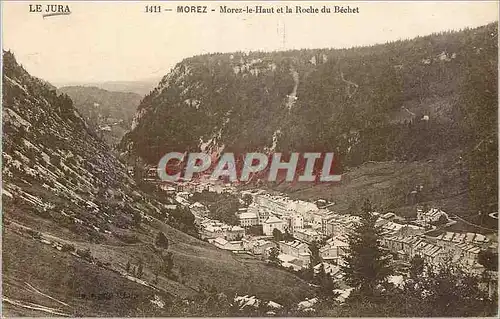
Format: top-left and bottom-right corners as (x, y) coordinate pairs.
(1, 1), (499, 317)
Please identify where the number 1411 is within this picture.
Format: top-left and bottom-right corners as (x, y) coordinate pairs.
(145, 5), (161, 13)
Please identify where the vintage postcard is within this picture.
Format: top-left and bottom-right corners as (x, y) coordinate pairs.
(1, 0), (498, 317)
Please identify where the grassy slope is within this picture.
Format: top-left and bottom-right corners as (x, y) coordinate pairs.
(2, 230), (159, 317)
(3, 207), (314, 316)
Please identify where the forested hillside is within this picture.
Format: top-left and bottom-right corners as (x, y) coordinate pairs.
(121, 23), (497, 220)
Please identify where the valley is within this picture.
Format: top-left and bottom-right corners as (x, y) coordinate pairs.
(2, 20), (498, 317)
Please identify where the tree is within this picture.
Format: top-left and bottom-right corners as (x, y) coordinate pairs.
(155, 231), (169, 249)
(137, 259), (143, 278)
(433, 214), (448, 226)
(315, 263), (338, 298)
(268, 247), (282, 267)
(133, 211), (142, 227)
(309, 241), (322, 267)
(272, 228), (283, 241)
(401, 260), (496, 317)
(76, 248), (93, 262)
(409, 254), (425, 278)
(478, 249), (498, 271)
(242, 194), (253, 206)
(126, 260), (131, 272)
(340, 199), (393, 298)
(283, 229), (294, 241)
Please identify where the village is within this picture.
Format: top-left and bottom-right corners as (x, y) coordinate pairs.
(163, 178), (498, 300)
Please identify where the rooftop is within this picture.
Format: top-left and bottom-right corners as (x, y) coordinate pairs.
(264, 215), (284, 224)
(239, 212), (258, 219)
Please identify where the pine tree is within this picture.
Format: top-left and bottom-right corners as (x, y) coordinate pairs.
(133, 211), (142, 227)
(137, 259), (143, 278)
(272, 228), (283, 241)
(155, 231), (169, 249)
(409, 254), (425, 279)
(309, 241), (322, 267)
(316, 264), (338, 298)
(340, 199), (393, 298)
(268, 247), (282, 267)
(126, 260), (131, 272)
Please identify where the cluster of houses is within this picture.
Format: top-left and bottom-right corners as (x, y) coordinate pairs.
(414, 207), (454, 227)
(176, 187), (496, 283)
(382, 230), (494, 270)
(237, 193), (321, 238)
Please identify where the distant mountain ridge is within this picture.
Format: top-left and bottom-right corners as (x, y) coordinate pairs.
(55, 78), (161, 96)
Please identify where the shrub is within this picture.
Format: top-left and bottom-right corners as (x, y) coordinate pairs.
(61, 243), (76, 252)
(26, 229), (42, 239)
(76, 248), (93, 261)
(155, 231), (169, 249)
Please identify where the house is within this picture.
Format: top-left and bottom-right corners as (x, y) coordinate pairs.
(320, 237), (349, 265)
(434, 231), (490, 248)
(226, 225), (245, 240)
(199, 220), (244, 241)
(276, 240), (310, 268)
(454, 243), (481, 266)
(239, 212), (259, 227)
(413, 241), (446, 265)
(381, 235), (427, 260)
(309, 211), (327, 229)
(321, 215), (337, 236)
(417, 207), (450, 225)
(212, 237), (244, 252)
(294, 228), (322, 243)
(283, 214), (304, 234)
(257, 208), (270, 224)
(287, 200), (318, 215)
(262, 215), (285, 236)
(159, 183), (176, 194)
(250, 239), (276, 255)
(254, 194), (288, 216)
(200, 224), (225, 240)
(279, 240), (309, 257)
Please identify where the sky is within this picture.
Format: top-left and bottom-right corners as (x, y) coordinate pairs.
(2, 1), (498, 84)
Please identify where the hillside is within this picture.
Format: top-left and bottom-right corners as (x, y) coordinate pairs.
(57, 86), (142, 147)
(121, 23), (498, 223)
(2, 51), (314, 316)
